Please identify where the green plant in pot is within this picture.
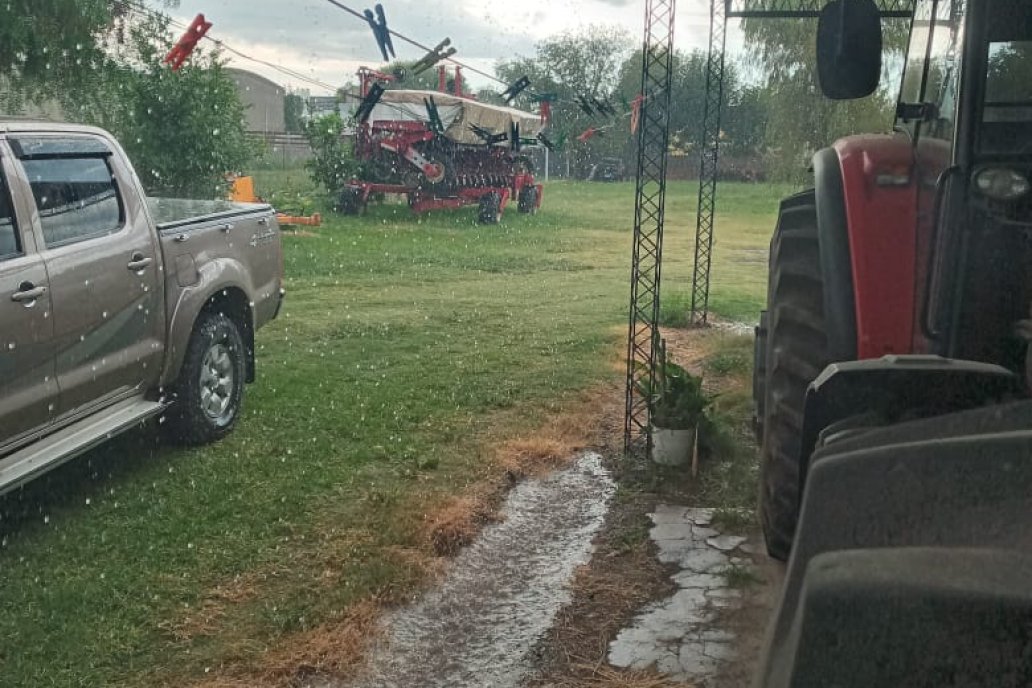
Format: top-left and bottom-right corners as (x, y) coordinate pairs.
(638, 339), (711, 466)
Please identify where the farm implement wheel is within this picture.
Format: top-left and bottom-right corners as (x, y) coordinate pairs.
(517, 186), (539, 214)
(478, 192), (502, 225)
(338, 187), (366, 216)
(759, 190), (830, 561)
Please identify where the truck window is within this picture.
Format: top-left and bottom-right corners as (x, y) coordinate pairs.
(0, 166), (18, 260)
(20, 156), (123, 248)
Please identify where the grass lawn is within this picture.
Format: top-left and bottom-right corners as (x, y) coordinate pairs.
(0, 177), (794, 687)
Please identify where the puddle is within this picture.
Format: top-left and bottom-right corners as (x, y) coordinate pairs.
(338, 452), (615, 688)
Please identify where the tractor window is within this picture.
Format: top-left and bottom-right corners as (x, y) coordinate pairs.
(922, 0), (965, 142)
(897, 0), (965, 144)
(898, 0), (935, 111)
(979, 0), (1032, 153)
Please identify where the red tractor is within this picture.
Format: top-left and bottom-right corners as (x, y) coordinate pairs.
(340, 69), (544, 224)
(753, 0), (1032, 683)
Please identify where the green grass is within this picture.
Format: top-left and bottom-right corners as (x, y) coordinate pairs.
(703, 336), (754, 377)
(0, 179), (784, 687)
(694, 333), (763, 517)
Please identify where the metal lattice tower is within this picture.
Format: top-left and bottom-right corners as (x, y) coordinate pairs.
(688, 0), (727, 326)
(687, 0), (914, 326)
(624, 0), (676, 455)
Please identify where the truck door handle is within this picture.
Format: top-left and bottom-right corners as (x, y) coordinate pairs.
(127, 254), (153, 271)
(11, 282), (47, 305)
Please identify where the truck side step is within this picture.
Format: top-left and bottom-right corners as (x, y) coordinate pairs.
(0, 397), (165, 495)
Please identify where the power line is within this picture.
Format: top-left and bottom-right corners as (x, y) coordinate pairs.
(118, 0), (642, 141)
(319, 0), (509, 88)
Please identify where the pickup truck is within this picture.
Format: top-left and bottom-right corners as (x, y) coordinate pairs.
(0, 121), (283, 493)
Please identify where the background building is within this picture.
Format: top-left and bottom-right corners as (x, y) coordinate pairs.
(227, 68), (286, 134)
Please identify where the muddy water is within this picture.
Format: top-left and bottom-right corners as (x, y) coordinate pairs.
(344, 452), (614, 688)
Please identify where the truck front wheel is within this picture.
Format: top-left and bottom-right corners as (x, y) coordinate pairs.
(166, 312), (247, 445)
(759, 191), (830, 561)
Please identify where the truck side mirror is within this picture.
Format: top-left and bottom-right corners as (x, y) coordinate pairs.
(817, 0), (883, 100)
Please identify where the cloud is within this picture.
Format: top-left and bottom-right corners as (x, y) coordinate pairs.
(160, 0), (746, 93)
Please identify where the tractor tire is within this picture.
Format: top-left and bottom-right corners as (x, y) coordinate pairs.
(517, 186), (539, 214)
(759, 190), (830, 561)
(478, 192), (502, 225)
(752, 309), (768, 442)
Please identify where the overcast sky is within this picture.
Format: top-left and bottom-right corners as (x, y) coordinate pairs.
(162, 0), (745, 95)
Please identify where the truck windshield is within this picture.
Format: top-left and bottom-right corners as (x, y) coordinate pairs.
(979, 0), (1032, 153)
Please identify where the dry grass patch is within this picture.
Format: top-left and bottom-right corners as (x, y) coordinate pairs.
(556, 664), (692, 688)
(423, 493), (501, 556)
(159, 573), (265, 642)
(190, 599), (383, 688)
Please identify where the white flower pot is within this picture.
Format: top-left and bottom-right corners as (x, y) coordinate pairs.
(650, 425), (697, 466)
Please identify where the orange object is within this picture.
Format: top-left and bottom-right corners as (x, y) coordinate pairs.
(277, 213), (322, 227)
(229, 175), (259, 203)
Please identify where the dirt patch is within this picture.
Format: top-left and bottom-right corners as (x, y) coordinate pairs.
(528, 456), (682, 688)
(711, 552), (784, 688)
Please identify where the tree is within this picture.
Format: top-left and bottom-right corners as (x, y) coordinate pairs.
(284, 93), (305, 134)
(0, 1), (177, 106)
(303, 112), (360, 195)
(496, 25), (633, 174)
(741, 17), (908, 180)
(61, 12), (252, 198)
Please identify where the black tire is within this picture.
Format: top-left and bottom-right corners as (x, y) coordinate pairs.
(752, 309), (768, 442)
(478, 192), (501, 225)
(339, 187), (365, 216)
(517, 186), (538, 214)
(165, 312), (247, 446)
(759, 190), (830, 561)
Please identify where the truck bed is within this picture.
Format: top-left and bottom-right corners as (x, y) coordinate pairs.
(147, 197), (274, 231)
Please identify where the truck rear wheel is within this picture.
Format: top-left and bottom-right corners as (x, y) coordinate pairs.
(165, 312), (247, 446)
(759, 191), (830, 561)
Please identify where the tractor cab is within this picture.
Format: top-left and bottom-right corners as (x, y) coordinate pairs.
(820, 0), (1032, 369)
(755, 0), (1032, 564)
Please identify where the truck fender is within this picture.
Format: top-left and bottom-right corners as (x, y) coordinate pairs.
(162, 257), (257, 387)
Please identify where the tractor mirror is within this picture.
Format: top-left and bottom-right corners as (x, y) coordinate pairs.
(817, 0), (883, 100)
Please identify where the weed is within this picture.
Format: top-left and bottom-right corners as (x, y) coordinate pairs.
(703, 339), (752, 377)
(721, 563), (762, 588)
(612, 515), (652, 554)
(710, 506), (756, 531)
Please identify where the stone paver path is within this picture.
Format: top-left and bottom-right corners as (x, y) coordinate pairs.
(607, 505), (756, 685)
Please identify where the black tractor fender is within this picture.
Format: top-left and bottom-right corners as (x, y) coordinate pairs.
(813, 146), (858, 364)
(797, 355), (1024, 496)
(759, 398), (1032, 688)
